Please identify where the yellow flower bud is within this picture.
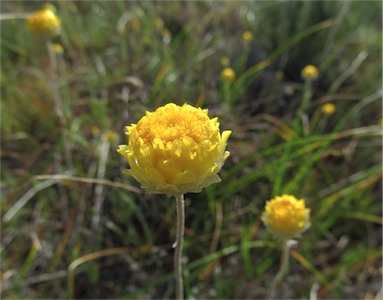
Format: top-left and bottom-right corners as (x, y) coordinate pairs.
(153, 17), (164, 30)
(301, 65), (319, 81)
(242, 31), (253, 42)
(91, 126), (100, 136)
(118, 103), (231, 197)
(262, 195), (310, 240)
(26, 5), (61, 39)
(162, 28), (172, 43)
(221, 68), (235, 82)
(162, 28), (171, 37)
(275, 70), (284, 80)
(106, 131), (119, 144)
(51, 43), (64, 54)
(321, 103), (336, 115)
(220, 56), (230, 67)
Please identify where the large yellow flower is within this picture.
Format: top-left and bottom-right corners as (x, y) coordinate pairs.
(26, 5), (61, 39)
(118, 103), (231, 197)
(262, 195), (310, 240)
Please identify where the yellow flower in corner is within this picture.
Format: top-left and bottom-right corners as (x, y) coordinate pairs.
(118, 103), (231, 197)
(301, 65), (319, 81)
(26, 5), (61, 39)
(262, 195), (310, 240)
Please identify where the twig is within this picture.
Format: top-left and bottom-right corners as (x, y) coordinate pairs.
(210, 202), (223, 253)
(3, 179), (58, 222)
(91, 133), (110, 235)
(33, 174), (141, 193)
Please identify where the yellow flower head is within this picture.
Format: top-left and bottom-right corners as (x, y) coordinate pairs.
(301, 65), (319, 81)
(221, 68), (236, 82)
(118, 103), (231, 197)
(242, 31), (253, 42)
(26, 5), (61, 39)
(321, 103), (336, 115)
(262, 195), (310, 240)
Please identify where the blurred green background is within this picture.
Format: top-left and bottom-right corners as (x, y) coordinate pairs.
(1, 1), (382, 299)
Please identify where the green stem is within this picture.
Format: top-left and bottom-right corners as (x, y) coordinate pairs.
(269, 239), (290, 299)
(46, 41), (74, 172)
(298, 79), (313, 120)
(174, 194), (185, 299)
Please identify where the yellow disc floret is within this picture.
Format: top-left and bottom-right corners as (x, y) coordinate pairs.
(26, 5), (61, 39)
(262, 195), (310, 240)
(118, 103), (231, 197)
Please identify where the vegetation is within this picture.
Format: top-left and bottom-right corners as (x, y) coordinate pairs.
(1, 1), (382, 299)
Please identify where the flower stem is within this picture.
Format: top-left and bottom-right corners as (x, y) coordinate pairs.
(174, 194), (185, 300)
(46, 41), (74, 173)
(268, 239), (290, 299)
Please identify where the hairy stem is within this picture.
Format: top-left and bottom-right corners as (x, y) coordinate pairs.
(268, 239), (290, 299)
(174, 194), (185, 299)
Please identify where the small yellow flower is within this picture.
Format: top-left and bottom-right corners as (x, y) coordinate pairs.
(153, 17), (164, 30)
(91, 126), (100, 136)
(51, 43), (64, 54)
(106, 131), (119, 144)
(275, 70), (284, 80)
(301, 65), (319, 80)
(220, 56), (230, 67)
(262, 195), (310, 240)
(162, 28), (172, 38)
(142, 36), (151, 46)
(242, 31), (253, 42)
(118, 103), (231, 197)
(26, 5), (61, 39)
(221, 68), (236, 82)
(321, 103), (336, 115)
(162, 28), (172, 43)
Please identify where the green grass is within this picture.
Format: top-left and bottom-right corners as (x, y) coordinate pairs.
(1, 1), (382, 299)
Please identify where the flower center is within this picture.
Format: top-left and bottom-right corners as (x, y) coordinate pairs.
(136, 106), (210, 144)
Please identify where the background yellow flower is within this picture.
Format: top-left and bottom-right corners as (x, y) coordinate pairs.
(301, 65), (319, 80)
(221, 67), (236, 82)
(242, 30), (254, 42)
(118, 103), (231, 197)
(262, 195), (310, 240)
(321, 103), (336, 115)
(26, 6), (61, 39)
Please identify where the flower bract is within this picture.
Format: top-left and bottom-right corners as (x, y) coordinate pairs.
(118, 103), (231, 197)
(262, 195), (310, 240)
